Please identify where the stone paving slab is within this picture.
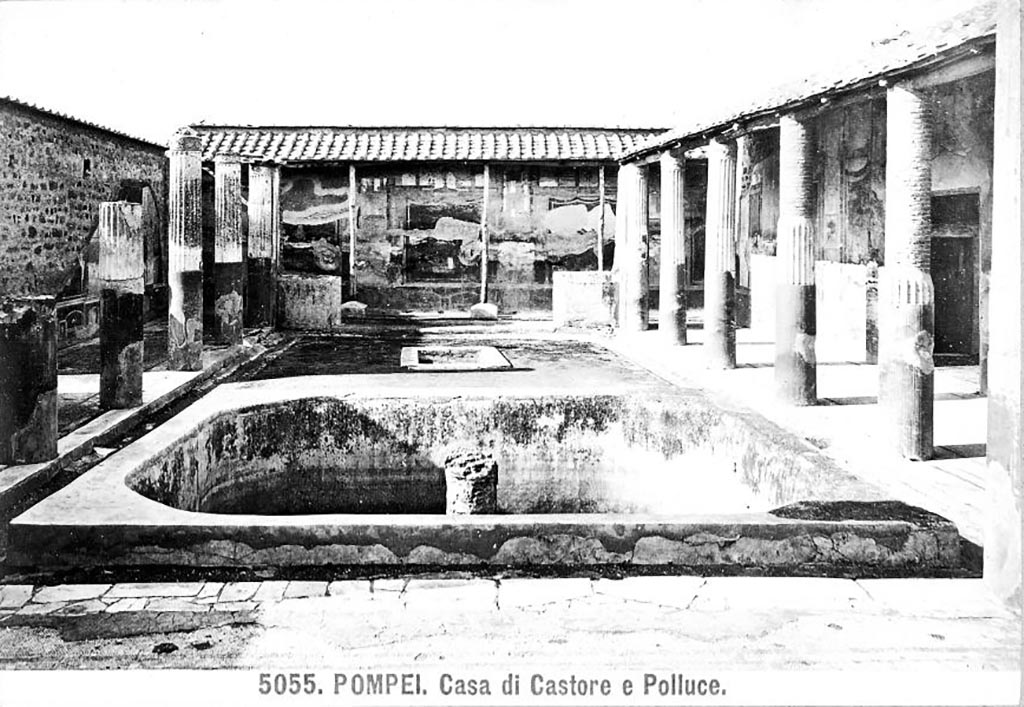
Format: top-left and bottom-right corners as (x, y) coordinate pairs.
(105, 598), (147, 613)
(856, 578), (1012, 617)
(218, 581), (260, 603)
(498, 577), (593, 609)
(404, 578), (497, 611)
(326, 580), (371, 598)
(0, 585), (32, 609)
(690, 576), (870, 612)
(592, 575), (705, 609)
(145, 597), (209, 613)
(32, 584), (110, 603)
(283, 580), (328, 599)
(106, 582), (203, 598)
(250, 581), (288, 603)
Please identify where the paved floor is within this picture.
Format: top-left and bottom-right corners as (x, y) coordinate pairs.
(0, 576), (1018, 671)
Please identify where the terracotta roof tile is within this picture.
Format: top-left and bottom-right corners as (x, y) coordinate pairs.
(194, 126), (663, 163)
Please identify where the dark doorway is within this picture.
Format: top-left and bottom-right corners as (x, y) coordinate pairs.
(930, 193), (979, 358)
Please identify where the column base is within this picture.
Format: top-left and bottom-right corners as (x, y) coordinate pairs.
(100, 289), (144, 409)
(704, 271), (736, 369)
(213, 261), (245, 345)
(879, 299), (935, 461)
(245, 257), (276, 329)
(168, 270), (204, 372)
(659, 263), (688, 346)
(775, 283), (816, 405)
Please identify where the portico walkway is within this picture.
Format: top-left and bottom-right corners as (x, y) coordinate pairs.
(605, 316), (988, 546)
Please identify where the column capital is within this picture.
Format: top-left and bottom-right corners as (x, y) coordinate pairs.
(168, 126), (202, 154)
(706, 137), (737, 159)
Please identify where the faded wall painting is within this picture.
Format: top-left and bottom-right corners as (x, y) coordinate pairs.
(280, 164), (624, 297)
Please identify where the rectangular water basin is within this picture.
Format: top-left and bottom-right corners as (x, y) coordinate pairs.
(8, 376), (964, 577)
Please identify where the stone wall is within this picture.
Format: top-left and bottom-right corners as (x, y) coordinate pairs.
(0, 100), (167, 298)
(750, 254), (873, 363)
(552, 271), (616, 328)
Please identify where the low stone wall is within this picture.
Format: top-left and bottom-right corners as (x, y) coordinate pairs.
(749, 254), (778, 338)
(816, 261), (870, 363)
(552, 271), (615, 328)
(277, 273), (343, 330)
(748, 255), (871, 362)
(358, 282), (552, 314)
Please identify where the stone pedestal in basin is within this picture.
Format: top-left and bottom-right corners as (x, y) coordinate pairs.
(444, 448), (498, 514)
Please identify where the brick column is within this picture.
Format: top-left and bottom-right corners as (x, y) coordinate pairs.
(704, 139), (737, 368)
(213, 158), (244, 344)
(985, 0), (1023, 604)
(619, 162), (649, 332)
(166, 127), (203, 371)
(659, 150), (688, 345)
(0, 296), (57, 464)
(879, 84), (934, 461)
(775, 116), (817, 404)
(98, 201), (144, 409)
(246, 164), (280, 328)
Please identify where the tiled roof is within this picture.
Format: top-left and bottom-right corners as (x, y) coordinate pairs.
(624, 0), (998, 161)
(0, 95), (166, 151)
(193, 126), (665, 163)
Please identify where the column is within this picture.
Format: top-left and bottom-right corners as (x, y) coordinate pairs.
(775, 116), (817, 404)
(0, 296), (57, 464)
(597, 165), (606, 271)
(659, 150), (687, 345)
(480, 163), (490, 303)
(614, 166), (628, 325)
(619, 162), (649, 332)
(347, 164), (357, 298)
(246, 163), (280, 328)
(213, 158), (244, 345)
(166, 127), (203, 371)
(879, 84), (934, 460)
(703, 139), (738, 368)
(98, 201), (144, 409)
(984, 0), (1022, 604)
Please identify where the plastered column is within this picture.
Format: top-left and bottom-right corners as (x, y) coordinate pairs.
(480, 163), (490, 303)
(879, 84), (934, 460)
(0, 296), (56, 464)
(984, 0), (1023, 606)
(246, 164), (280, 328)
(166, 128), (203, 371)
(619, 162), (649, 332)
(213, 158), (244, 344)
(98, 201), (144, 409)
(659, 150), (687, 345)
(775, 116), (817, 404)
(704, 139), (738, 368)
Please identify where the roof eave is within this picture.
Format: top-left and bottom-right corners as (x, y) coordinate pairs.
(620, 33), (996, 164)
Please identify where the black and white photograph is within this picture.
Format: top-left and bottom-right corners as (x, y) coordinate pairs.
(0, 0), (1020, 704)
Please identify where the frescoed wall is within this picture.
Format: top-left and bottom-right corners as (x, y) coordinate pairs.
(277, 163), (631, 312)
